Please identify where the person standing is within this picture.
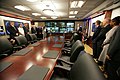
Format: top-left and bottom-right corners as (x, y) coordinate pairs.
(42, 26), (46, 39)
(105, 16), (120, 80)
(18, 23), (25, 36)
(98, 17), (120, 64)
(31, 25), (37, 34)
(93, 18), (111, 59)
(23, 23), (29, 36)
(7, 21), (19, 39)
(92, 20), (102, 58)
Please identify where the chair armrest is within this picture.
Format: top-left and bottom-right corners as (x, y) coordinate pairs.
(62, 48), (71, 52)
(57, 58), (74, 66)
(53, 65), (71, 78)
(13, 46), (22, 51)
(13, 46), (22, 49)
(55, 65), (71, 72)
(0, 54), (8, 56)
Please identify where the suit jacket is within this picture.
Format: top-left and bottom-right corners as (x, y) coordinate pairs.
(31, 27), (37, 34)
(7, 25), (19, 39)
(108, 26), (120, 63)
(93, 24), (111, 43)
(23, 26), (29, 35)
(92, 26), (102, 40)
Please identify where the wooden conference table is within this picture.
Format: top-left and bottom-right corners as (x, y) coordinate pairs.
(0, 36), (64, 80)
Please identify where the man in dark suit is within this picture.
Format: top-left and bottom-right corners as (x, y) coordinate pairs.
(7, 21), (19, 39)
(93, 18), (112, 59)
(106, 16), (120, 80)
(31, 25), (37, 34)
(23, 23), (29, 36)
(92, 20), (102, 58)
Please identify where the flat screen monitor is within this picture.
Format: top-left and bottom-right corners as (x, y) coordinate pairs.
(67, 23), (74, 27)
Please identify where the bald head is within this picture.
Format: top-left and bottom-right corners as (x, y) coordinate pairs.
(102, 18), (111, 27)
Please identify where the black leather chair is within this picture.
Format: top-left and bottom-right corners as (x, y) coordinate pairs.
(57, 40), (84, 67)
(14, 36), (28, 48)
(25, 34), (37, 43)
(31, 34), (38, 42)
(62, 40), (82, 54)
(64, 33), (81, 48)
(0, 37), (13, 58)
(51, 51), (106, 80)
(64, 34), (73, 43)
(62, 40), (84, 56)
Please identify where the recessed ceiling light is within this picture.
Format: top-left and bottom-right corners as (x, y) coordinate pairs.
(32, 13), (41, 16)
(51, 16), (58, 19)
(78, 1), (85, 7)
(69, 16), (75, 18)
(26, 0), (38, 2)
(70, 11), (74, 14)
(14, 5), (31, 11)
(41, 17), (47, 19)
(71, 1), (84, 8)
(74, 11), (78, 14)
(70, 11), (78, 14)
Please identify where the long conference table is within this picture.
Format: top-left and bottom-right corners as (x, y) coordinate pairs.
(0, 36), (64, 80)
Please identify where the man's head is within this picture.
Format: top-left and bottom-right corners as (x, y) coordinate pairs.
(102, 18), (111, 27)
(19, 23), (23, 28)
(24, 23), (28, 27)
(95, 20), (101, 27)
(10, 21), (14, 26)
(110, 16), (120, 27)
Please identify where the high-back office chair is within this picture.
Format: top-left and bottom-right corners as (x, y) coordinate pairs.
(14, 36), (28, 48)
(64, 33), (81, 47)
(31, 34), (38, 42)
(57, 40), (84, 67)
(62, 40), (84, 56)
(25, 34), (37, 43)
(51, 51), (106, 80)
(0, 37), (13, 58)
(64, 33), (74, 43)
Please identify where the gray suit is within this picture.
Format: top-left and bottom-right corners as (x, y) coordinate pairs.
(106, 26), (120, 80)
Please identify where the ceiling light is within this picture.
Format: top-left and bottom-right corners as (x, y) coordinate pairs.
(26, 0), (38, 2)
(71, 1), (77, 8)
(69, 16), (75, 18)
(78, 1), (85, 7)
(70, 11), (74, 14)
(70, 11), (78, 14)
(71, 1), (84, 8)
(51, 16), (58, 19)
(32, 13), (41, 16)
(14, 5), (31, 11)
(74, 11), (78, 14)
(41, 17), (47, 19)
(43, 9), (54, 16)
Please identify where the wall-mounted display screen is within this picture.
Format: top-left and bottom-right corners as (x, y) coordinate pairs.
(45, 22), (74, 33)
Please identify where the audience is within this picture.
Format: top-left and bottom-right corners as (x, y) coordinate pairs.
(93, 18), (112, 59)
(105, 16), (120, 80)
(98, 16), (120, 65)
